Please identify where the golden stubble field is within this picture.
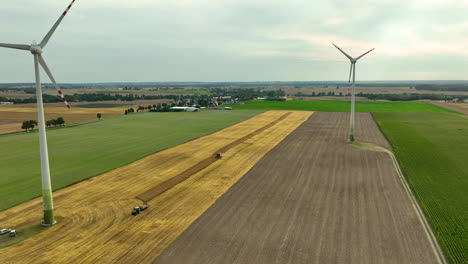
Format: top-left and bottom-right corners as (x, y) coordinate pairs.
(0, 110), (312, 263)
(429, 101), (468, 115)
(0, 100), (168, 134)
(0, 106), (126, 134)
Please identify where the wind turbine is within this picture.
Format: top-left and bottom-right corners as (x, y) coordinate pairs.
(0, 0), (77, 225)
(332, 43), (374, 143)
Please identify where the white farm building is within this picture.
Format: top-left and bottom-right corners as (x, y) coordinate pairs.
(170, 106), (199, 112)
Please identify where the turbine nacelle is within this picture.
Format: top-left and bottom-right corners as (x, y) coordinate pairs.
(30, 45), (43, 55)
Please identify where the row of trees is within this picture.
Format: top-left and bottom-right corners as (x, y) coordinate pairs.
(125, 103), (176, 114)
(415, 84), (468, 92)
(358, 92), (468, 101)
(296, 91), (347, 97)
(2, 87), (287, 105)
(46, 117), (65, 127)
(294, 91), (468, 101)
(21, 117), (66, 131)
(210, 88), (285, 101)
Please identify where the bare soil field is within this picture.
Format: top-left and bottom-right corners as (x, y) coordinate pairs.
(0, 100), (169, 134)
(429, 101), (468, 115)
(155, 112), (439, 264)
(0, 110), (311, 263)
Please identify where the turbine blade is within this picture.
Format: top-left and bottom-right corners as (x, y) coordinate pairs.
(38, 55), (70, 109)
(332, 43), (353, 61)
(0, 43), (31, 51)
(355, 48), (375, 61)
(40, 0), (77, 48)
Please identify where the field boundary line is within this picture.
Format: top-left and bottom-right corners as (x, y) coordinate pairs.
(353, 141), (448, 264)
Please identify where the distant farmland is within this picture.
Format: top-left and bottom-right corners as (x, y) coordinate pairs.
(374, 112), (468, 264)
(0, 110), (262, 211)
(226, 100), (457, 113)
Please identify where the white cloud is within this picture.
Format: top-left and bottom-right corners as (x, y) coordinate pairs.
(268, 32), (468, 58)
(323, 18), (346, 26)
(0, 0), (467, 81)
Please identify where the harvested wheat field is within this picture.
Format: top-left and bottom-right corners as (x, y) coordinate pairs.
(430, 101), (468, 115)
(0, 105), (127, 134)
(0, 110), (311, 263)
(155, 112), (440, 264)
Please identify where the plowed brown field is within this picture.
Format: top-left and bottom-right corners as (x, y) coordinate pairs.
(155, 112), (439, 264)
(0, 110), (311, 263)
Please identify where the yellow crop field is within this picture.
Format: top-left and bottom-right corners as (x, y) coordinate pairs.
(0, 110), (312, 263)
(0, 106), (127, 134)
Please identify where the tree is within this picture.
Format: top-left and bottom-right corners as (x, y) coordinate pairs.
(97, 113), (102, 119)
(46, 120), (52, 127)
(21, 121), (30, 131)
(56, 117), (65, 126)
(21, 120), (37, 131)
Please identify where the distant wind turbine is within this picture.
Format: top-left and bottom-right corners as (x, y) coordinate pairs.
(332, 43), (374, 143)
(0, 0), (77, 225)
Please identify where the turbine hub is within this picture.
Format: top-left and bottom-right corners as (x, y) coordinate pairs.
(30, 45), (43, 55)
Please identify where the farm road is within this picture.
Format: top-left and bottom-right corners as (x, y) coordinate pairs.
(155, 112), (438, 264)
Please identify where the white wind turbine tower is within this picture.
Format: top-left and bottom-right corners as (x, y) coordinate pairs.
(0, 0), (77, 225)
(332, 43), (374, 143)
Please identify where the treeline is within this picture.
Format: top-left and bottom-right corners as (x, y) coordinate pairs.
(210, 88), (285, 100)
(361, 93), (468, 101)
(1, 88), (286, 105)
(21, 117), (66, 131)
(125, 103), (174, 114)
(1, 93), (189, 104)
(296, 91), (345, 97)
(46, 117), (65, 127)
(296, 91), (468, 101)
(415, 84), (468, 92)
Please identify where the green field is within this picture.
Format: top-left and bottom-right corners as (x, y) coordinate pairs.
(0, 110), (262, 211)
(373, 112), (468, 264)
(225, 100), (456, 113)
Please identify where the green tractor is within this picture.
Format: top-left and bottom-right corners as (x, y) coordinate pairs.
(131, 205), (148, 216)
(132, 207), (140, 216)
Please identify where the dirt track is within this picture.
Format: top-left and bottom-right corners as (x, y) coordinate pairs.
(0, 111), (311, 263)
(155, 112), (438, 264)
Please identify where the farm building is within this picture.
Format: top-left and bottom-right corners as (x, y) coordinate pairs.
(170, 107), (199, 112)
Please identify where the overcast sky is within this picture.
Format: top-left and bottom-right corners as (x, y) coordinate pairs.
(1, 0), (467, 82)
